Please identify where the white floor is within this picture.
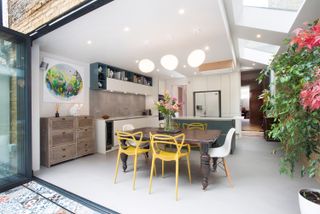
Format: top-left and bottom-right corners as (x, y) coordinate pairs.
(35, 134), (319, 214)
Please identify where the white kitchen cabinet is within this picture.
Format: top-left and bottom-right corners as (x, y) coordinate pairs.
(107, 78), (154, 95)
(95, 116), (159, 154)
(113, 116), (159, 147)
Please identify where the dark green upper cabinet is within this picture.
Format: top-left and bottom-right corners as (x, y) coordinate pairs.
(90, 62), (153, 90)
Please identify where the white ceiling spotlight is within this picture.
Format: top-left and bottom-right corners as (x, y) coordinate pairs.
(178, 8), (185, 15)
(138, 59), (155, 73)
(204, 46), (210, 51)
(187, 49), (206, 68)
(256, 34), (261, 38)
(87, 40), (92, 45)
(160, 54), (179, 71)
(123, 26), (130, 32)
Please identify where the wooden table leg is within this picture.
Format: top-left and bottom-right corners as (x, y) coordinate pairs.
(121, 153), (128, 172)
(200, 143), (210, 190)
(120, 140), (128, 172)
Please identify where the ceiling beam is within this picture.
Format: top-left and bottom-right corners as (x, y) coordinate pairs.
(199, 59), (233, 72)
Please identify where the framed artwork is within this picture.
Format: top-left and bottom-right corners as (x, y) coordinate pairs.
(43, 57), (84, 103)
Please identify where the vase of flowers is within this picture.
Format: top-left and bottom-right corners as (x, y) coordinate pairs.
(155, 91), (181, 131)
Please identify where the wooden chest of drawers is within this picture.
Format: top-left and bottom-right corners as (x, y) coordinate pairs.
(40, 116), (95, 167)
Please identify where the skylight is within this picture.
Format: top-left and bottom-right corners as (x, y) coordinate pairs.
(243, 0), (304, 12)
(238, 38), (280, 65)
(232, 0), (305, 33)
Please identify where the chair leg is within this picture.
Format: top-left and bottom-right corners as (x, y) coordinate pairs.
(175, 159), (179, 201)
(222, 158), (233, 187)
(162, 160), (165, 178)
(149, 157), (156, 194)
(186, 156), (192, 184)
(132, 155), (138, 190)
(113, 152), (121, 184)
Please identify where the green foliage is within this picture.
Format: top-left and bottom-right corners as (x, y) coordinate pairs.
(259, 35), (320, 178)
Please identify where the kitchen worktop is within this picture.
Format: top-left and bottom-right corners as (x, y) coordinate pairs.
(174, 116), (243, 121)
(96, 115), (157, 121)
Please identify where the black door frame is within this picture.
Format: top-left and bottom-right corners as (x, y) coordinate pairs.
(0, 26), (32, 192)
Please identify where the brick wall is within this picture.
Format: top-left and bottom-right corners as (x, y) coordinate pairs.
(7, 0), (86, 34)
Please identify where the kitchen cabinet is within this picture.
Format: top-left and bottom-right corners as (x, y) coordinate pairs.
(95, 116), (159, 154)
(40, 116), (95, 167)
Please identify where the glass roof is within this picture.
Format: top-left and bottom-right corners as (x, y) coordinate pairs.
(233, 0), (305, 33)
(243, 0), (304, 12)
(238, 38), (280, 65)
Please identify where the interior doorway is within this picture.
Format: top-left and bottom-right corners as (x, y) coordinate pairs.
(240, 71), (264, 132)
(177, 85), (187, 117)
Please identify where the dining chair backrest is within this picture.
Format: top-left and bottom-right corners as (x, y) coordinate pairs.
(222, 128), (236, 156)
(150, 133), (186, 155)
(184, 122), (208, 130)
(116, 131), (143, 149)
(122, 124), (135, 131)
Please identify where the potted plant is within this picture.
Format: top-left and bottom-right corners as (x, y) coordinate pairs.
(259, 20), (320, 213)
(155, 91), (181, 132)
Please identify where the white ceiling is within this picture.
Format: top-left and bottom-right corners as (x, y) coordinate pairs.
(36, 0), (233, 79)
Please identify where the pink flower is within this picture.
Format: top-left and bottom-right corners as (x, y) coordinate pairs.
(300, 70), (320, 111)
(290, 22), (320, 51)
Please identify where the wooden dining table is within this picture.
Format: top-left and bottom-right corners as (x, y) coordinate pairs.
(121, 127), (221, 190)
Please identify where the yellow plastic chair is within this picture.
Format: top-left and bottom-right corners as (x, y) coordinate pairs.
(148, 133), (191, 201)
(183, 123), (208, 149)
(183, 122), (208, 130)
(113, 131), (154, 190)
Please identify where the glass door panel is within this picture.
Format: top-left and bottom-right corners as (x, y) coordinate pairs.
(0, 27), (31, 191)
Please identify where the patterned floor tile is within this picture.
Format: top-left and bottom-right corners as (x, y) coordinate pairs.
(0, 181), (99, 214)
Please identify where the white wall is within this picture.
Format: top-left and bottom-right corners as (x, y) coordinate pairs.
(164, 70), (241, 117)
(31, 46), (90, 171)
(39, 52), (90, 117)
(145, 76), (159, 116)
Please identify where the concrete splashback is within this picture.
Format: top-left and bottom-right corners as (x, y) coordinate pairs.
(90, 90), (146, 118)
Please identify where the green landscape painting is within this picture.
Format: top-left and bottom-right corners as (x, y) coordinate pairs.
(45, 64), (83, 100)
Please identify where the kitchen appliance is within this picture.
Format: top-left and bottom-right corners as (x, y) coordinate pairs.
(105, 121), (114, 150)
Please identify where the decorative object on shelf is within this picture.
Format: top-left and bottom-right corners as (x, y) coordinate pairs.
(258, 20), (320, 180)
(160, 54), (178, 71)
(55, 103), (60, 117)
(155, 91), (181, 132)
(90, 62), (153, 90)
(69, 104), (83, 116)
(188, 49), (206, 67)
(102, 115), (110, 120)
(43, 57), (84, 103)
(138, 59), (155, 73)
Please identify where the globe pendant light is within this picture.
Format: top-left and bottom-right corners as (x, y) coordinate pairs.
(187, 49), (206, 67)
(160, 54), (178, 71)
(139, 59), (155, 73)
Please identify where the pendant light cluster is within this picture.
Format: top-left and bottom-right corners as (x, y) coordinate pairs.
(138, 49), (206, 73)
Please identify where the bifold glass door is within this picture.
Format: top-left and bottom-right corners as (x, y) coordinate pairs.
(0, 26), (31, 192)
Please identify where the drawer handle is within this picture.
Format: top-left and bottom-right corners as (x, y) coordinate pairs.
(62, 155), (66, 158)
(62, 148), (66, 151)
(62, 132), (66, 135)
(85, 149), (88, 152)
(84, 129), (88, 132)
(85, 144), (88, 146)
(62, 118), (66, 120)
